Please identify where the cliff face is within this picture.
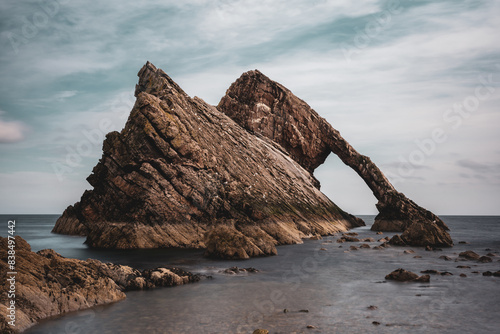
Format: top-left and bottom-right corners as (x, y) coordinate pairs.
(218, 70), (453, 248)
(0, 236), (198, 333)
(53, 62), (364, 259)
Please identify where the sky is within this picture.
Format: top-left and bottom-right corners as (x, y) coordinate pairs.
(0, 0), (499, 215)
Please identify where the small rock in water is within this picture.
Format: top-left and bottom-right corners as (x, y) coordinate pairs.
(345, 232), (359, 236)
(385, 268), (425, 282)
(483, 271), (493, 277)
(478, 256), (492, 263)
(439, 255), (453, 261)
(376, 232), (383, 235)
(283, 309), (289, 313)
(456, 265), (471, 269)
(350, 245), (359, 251)
(494, 271), (500, 277)
(253, 330), (269, 334)
(320, 248), (327, 251)
(372, 321), (381, 325)
(458, 241), (469, 244)
(360, 244), (371, 249)
(362, 238), (376, 242)
(299, 309), (309, 313)
(459, 250), (480, 260)
(414, 255), (422, 258)
(425, 245), (434, 251)
(460, 274), (467, 278)
(306, 325), (316, 329)
(440, 271), (453, 276)
(486, 253), (497, 257)
(367, 305), (378, 310)
(404, 250), (415, 254)
(421, 270), (440, 274)
(415, 274), (430, 283)
(389, 234), (406, 246)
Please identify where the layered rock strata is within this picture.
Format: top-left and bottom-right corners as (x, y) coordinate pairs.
(217, 70), (452, 247)
(53, 62), (364, 259)
(0, 236), (198, 333)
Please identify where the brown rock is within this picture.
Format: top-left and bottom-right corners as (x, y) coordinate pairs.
(385, 268), (419, 282)
(439, 255), (453, 261)
(459, 251), (480, 260)
(460, 274), (467, 278)
(404, 249), (415, 254)
(478, 256), (493, 263)
(360, 244), (371, 249)
(52, 62), (364, 259)
(415, 274), (431, 283)
(217, 69), (452, 248)
(350, 245), (359, 251)
(389, 234), (406, 246)
(253, 330), (269, 334)
(421, 270), (440, 274)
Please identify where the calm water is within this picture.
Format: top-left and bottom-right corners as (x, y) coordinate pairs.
(1, 215), (499, 334)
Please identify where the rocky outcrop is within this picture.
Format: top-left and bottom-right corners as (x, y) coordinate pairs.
(0, 236), (198, 333)
(217, 70), (452, 248)
(53, 62), (363, 259)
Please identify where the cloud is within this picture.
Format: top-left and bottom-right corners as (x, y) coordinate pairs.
(457, 159), (500, 174)
(0, 113), (28, 143)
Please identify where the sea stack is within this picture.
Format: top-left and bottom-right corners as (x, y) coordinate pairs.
(53, 62), (452, 257)
(217, 70), (453, 248)
(53, 62), (364, 259)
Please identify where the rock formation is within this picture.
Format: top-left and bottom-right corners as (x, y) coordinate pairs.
(0, 236), (198, 333)
(217, 70), (452, 247)
(53, 62), (364, 259)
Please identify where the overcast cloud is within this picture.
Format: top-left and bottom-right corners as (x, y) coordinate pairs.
(0, 0), (499, 214)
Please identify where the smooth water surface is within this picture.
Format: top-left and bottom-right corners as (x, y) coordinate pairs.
(1, 215), (499, 333)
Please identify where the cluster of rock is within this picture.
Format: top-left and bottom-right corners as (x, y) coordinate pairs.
(220, 267), (259, 275)
(0, 237), (198, 333)
(53, 62), (451, 258)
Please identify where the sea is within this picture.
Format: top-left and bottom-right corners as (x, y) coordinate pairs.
(1, 215), (499, 334)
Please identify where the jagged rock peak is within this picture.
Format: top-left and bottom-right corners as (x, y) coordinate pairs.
(52, 62), (364, 259)
(219, 69), (330, 173)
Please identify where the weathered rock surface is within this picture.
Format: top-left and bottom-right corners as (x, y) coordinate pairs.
(0, 236), (197, 333)
(53, 62), (363, 259)
(218, 70), (452, 248)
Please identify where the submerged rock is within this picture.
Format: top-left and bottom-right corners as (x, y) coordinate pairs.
(53, 62), (363, 259)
